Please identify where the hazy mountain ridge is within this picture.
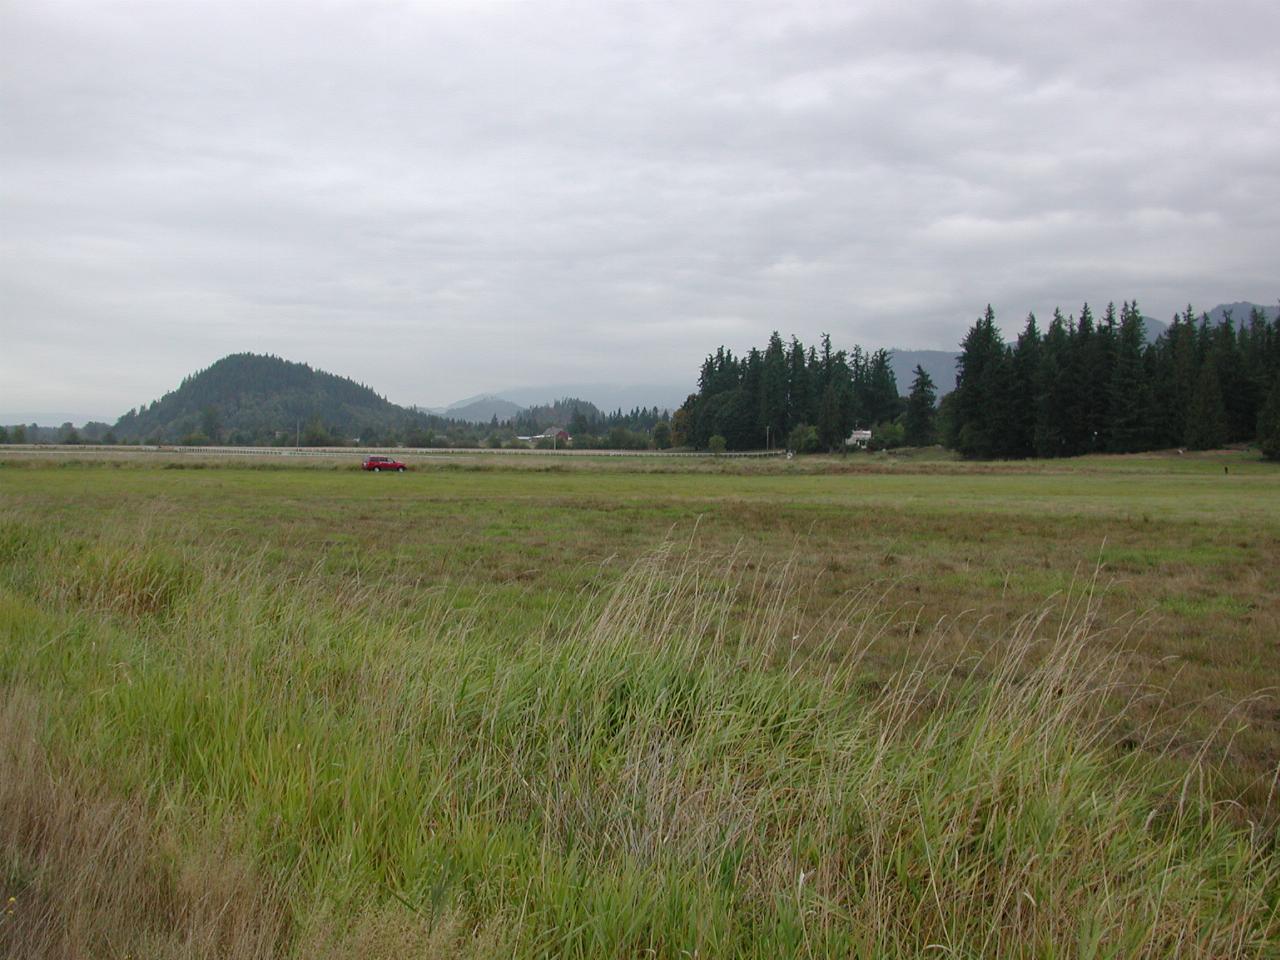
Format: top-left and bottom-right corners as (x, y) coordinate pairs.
(428, 395), (525, 424)
(494, 383), (691, 414)
(1206, 302), (1279, 327)
(411, 384), (689, 426)
(110, 353), (444, 444)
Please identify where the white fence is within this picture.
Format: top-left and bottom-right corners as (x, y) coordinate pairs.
(1, 443), (785, 460)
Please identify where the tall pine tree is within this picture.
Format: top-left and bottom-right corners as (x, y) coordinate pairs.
(1258, 375), (1280, 461)
(903, 365), (937, 446)
(1184, 360), (1228, 451)
(951, 305), (1007, 458)
(1107, 301), (1149, 452)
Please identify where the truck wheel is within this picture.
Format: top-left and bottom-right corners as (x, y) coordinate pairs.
(373, 467), (381, 472)
(397, 466), (405, 472)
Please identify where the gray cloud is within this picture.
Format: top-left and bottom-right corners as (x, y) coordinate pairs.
(2, 0), (1278, 417)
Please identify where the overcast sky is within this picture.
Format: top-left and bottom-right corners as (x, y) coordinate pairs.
(2, 0), (1278, 419)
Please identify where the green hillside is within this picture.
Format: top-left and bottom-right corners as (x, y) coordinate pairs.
(111, 353), (439, 445)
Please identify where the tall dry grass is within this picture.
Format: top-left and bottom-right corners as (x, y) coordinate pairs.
(0, 513), (1276, 957)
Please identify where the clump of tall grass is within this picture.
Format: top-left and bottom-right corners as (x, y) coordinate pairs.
(0, 510), (201, 620)
(0, 518), (1276, 958)
(0, 690), (289, 960)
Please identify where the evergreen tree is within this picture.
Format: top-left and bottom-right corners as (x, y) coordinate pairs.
(1061, 303), (1095, 454)
(1238, 307), (1272, 434)
(817, 383), (845, 451)
(1210, 316), (1250, 441)
(1034, 309), (1072, 457)
(863, 349), (901, 426)
(760, 332), (788, 448)
(951, 305), (1006, 458)
(740, 349), (765, 447)
(903, 365), (937, 446)
(1008, 313), (1041, 457)
(1184, 361), (1228, 451)
(985, 350), (1024, 459)
(1087, 303), (1119, 450)
(787, 337), (813, 429)
(1143, 309), (1193, 449)
(818, 333), (835, 394)
(1258, 376), (1280, 461)
(1107, 301), (1150, 452)
(831, 353), (859, 441)
(1170, 307), (1202, 445)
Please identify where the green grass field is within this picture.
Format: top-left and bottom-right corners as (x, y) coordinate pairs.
(1, 450), (1277, 957)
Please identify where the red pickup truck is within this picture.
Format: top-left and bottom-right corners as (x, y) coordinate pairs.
(362, 456), (406, 472)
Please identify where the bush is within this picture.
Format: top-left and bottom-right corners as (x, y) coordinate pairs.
(787, 423), (819, 454)
(653, 421), (672, 449)
(869, 420), (905, 451)
(708, 434), (727, 455)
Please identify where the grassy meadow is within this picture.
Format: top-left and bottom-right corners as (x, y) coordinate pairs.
(1, 449), (1277, 957)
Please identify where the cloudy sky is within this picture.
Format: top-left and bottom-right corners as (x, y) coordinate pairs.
(2, 0), (1278, 420)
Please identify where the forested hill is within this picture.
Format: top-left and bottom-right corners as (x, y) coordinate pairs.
(111, 353), (444, 445)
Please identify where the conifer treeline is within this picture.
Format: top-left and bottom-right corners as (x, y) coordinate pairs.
(948, 303), (1280, 458)
(674, 332), (900, 451)
(678, 302), (1280, 459)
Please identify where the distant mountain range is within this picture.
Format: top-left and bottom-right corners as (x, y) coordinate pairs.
(415, 395), (524, 424)
(1205, 302), (1278, 327)
(418, 382), (692, 422)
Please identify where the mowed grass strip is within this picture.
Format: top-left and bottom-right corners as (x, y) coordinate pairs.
(0, 455), (1278, 957)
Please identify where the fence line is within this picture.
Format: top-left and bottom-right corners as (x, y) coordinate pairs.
(1, 443), (785, 460)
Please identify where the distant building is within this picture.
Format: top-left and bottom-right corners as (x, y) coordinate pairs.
(845, 429), (872, 449)
(516, 427), (571, 447)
